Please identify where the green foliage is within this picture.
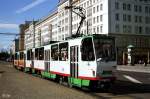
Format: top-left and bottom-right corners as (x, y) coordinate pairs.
(0, 51), (10, 60)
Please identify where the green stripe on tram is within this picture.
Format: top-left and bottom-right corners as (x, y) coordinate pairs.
(41, 71), (56, 79)
(70, 77), (90, 87)
(41, 71), (90, 87)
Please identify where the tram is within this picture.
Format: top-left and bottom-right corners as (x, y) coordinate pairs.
(14, 34), (116, 89)
(14, 51), (25, 70)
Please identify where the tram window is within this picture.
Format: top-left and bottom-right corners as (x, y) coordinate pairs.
(94, 38), (116, 61)
(31, 51), (34, 60)
(27, 50), (31, 60)
(81, 38), (95, 61)
(59, 42), (68, 61)
(20, 52), (24, 60)
(39, 47), (44, 60)
(35, 48), (38, 60)
(15, 53), (18, 60)
(45, 50), (50, 61)
(51, 44), (59, 61)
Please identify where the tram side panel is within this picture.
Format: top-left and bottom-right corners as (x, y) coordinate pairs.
(34, 47), (45, 72)
(77, 37), (97, 80)
(50, 42), (70, 77)
(14, 52), (19, 67)
(68, 38), (98, 87)
(18, 51), (25, 68)
(25, 49), (33, 72)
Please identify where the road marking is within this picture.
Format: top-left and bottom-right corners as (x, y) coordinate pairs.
(123, 75), (142, 84)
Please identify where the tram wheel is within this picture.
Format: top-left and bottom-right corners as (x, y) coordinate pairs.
(68, 80), (73, 88)
(59, 77), (63, 85)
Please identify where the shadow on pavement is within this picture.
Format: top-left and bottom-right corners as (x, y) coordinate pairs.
(108, 80), (150, 95)
(0, 71), (5, 74)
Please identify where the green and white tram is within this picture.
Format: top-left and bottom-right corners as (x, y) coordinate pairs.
(22, 34), (116, 89)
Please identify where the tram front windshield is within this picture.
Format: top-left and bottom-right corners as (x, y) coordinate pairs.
(94, 38), (116, 62)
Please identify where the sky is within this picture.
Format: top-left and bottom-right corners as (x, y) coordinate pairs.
(0, 0), (59, 50)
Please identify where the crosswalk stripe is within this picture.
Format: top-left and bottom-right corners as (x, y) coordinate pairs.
(123, 75), (142, 84)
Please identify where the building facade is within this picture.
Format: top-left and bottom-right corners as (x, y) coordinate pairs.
(19, 21), (31, 51)
(24, 0), (150, 64)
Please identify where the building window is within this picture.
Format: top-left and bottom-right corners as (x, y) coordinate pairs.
(97, 5), (99, 12)
(135, 26), (138, 33)
(135, 16), (138, 23)
(115, 13), (119, 21)
(100, 15), (103, 22)
(93, 7), (95, 13)
(65, 10), (68, 15)
(93, 17), (96, 24)
(123, 3), (126, 10)
(65, 18), (68, 23)
(139, 16), (142, 23)
(139, 6), (142, 12)
(128, 15), (131, 22)
(93, 27), (96, 33)
(123, 25), (127, 33)
(90, 0), (92, 5)
(134, 5), (138, 12)
(100, 25), (103, 33)
(65, 26), (68, 31)
(93, 0), (95, 3)
(97, 26), (99, 34)
(134, 26), (143, 34)
(97, 16), (99, 23)
(115, 2), (119, 10)
(84, 2), (86, 8)
(100, 4), (103, 11)
(115, 24), (120, 32)
(87, 1), (89, 7)
(123, 25), (131, 33)
(145, 6), (148, 13)
(123, 14), (127, 22)
(127, 25), (131, 33)
(139, 26), (142, 34)
(127, 4), (131, 11)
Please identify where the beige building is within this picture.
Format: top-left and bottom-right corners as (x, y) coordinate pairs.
(19, 21), (31, 51)
(24, 0), (150, 65)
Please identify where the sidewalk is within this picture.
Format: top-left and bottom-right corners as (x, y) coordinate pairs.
(117, 64), (150, 73)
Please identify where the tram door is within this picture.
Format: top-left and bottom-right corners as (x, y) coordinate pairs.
(31, 51), (34, 68)
(70, 46), (79, 78)
(44, 50), (50, 72)
(24, 53), (26, 68)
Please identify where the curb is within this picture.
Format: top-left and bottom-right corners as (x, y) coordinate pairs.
(117, 65), (150, 73)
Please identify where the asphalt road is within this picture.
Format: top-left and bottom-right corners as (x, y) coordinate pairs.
(0, 61), (150, 99)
